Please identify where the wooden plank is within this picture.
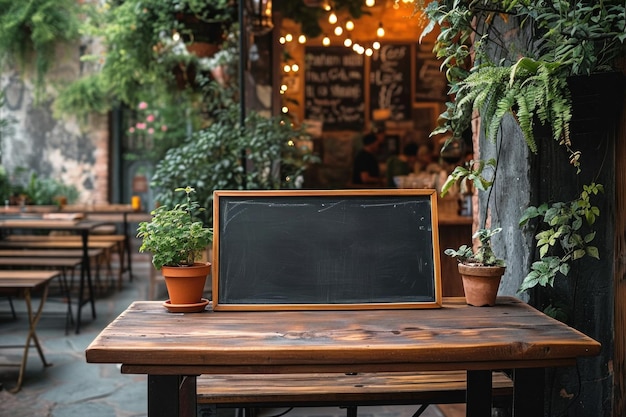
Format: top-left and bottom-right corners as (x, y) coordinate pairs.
(0, 241), (117, 250)
(86, 297), (600, 369)
(0, 249), (103, 258)
(196, 371), (513, 405)
(0, 257), (81, 268)
(0, 270), (61, 289)
(5, 234), (125, 242)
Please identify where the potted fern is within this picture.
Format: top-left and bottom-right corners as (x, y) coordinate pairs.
(445, 227), (506, 307)
(137, 186), (213, 312)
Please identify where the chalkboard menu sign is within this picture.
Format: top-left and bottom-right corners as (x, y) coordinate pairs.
(212, 189), (442, 311)
(415, 42), (448, 101)
(370, 43), (412, 121)
(304, 47), (365, 131)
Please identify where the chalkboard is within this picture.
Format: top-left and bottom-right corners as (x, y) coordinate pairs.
(304, 47), (365, 130)
(212, 189), (442, 311)
(414, 42), (448, 101)
(370, 43), (412, 121)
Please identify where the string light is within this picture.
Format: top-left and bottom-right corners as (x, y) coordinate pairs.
(345, 20), (354, 31)
(279, 36), (286, 44)
(328, 12), (338, 24)
(376, 22), (385, 37)
(283, 64), (291, 72)
(334, 26), (343, 36)
(366, 0), (375, 6)
(285, 33), (293, 42)
(298, 34), (306, 44)
(291, 64), (299, 72)
(373, 41), (381, 50)
(344, 38), (353, 47)
(365, 48), (373, 56)
(322, 34), (331, 46)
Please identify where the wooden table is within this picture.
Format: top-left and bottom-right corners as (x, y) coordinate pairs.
(0, 270), (59, 392)
(85, 297), (600, 417)
(62, 204), (149, 281)
(0, 218), (109, 333)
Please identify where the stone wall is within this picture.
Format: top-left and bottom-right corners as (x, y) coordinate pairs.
(0, 42), (109, 204)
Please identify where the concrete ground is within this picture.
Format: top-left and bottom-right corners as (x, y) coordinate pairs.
(0, 250), (459, 417)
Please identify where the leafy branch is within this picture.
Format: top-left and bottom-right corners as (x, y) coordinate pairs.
(518, 182), (603, 292)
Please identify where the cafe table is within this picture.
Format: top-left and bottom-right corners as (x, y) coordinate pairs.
(85, 297), (600, 417)
(0, 217), (110, 333)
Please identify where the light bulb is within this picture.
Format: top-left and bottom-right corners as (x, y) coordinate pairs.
(282, 106), (289, 113)
(280, 84), (288, 92)
(291, 64), (300, 72)
(334, 26), (343, 36)
(365, 48), (373, 56)
(322, 35), (330, 46)
(172, 32), (180, 42)
(344, 38), (353, 47)
(345, 20), (354, 31)
(298, 35), (306, 44)
(377, 23), (385, 37)
(285, 33), (293, 42)
(283, 64), (291, 73)
(279, 36), (286, 44)
(328, 12), (337, 24)
(373, 41), (380, 50)
(366, 0), (375, 6)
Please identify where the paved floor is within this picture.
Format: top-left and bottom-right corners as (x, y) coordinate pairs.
(0, 251), (458, 417)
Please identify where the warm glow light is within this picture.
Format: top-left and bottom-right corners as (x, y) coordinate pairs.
(357, 46), (365, 54)
(345, 20), (354, 31)
(373, 41), (380, 50)
(334, 26), (343, 36)
(282, 106), (289, 113)
(352, 43), (360, 51)
(366, 0), (375, 6)
(322, 35), (331, 46)
(288, 140), (295, 147)
(365, 48), (373, 56)
(283, 64), (291, 72)
(323, 0), (331, 11)
(172, 32), (180, 42)
(285, 33), (293, 42)
(344, 38), (353, 47)
(279, 36), (286, 44)
(280, 84), (288, 91)
(298, 34), (306, 44)
(328, 12), (337, 24)
(377, 23), (385, 37)
(291, 64), (299, 72)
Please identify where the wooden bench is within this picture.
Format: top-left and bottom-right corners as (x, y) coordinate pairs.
(0, 239), (120, 288)
(196, 370), (513, 416)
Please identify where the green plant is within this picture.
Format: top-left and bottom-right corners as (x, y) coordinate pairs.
(151, 104), (319, 223)
(0, 0), (85, 99)
(137, 186), (213, 270)
(16, 171), (79, 206)
(440, 158), (496, 197)
(518, 182), (603, 292)
(418, 0), (626, 171)
(444, 227), (506, 267)
(55, 0), (237, 119)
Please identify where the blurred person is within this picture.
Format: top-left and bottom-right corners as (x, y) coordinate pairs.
(352, 132), (383, 186)
(386, 142), (418, 187)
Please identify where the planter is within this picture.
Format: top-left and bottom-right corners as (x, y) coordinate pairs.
(458, 263), (506, 307)
(161, 262), (211, 306)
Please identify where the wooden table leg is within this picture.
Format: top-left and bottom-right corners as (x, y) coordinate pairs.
(148, 375), (196, 417)
(466, 370), (492, 417)
(76, 230), (96, 334)
(512, 368), (545, 416)
(11, 285), (52, 393)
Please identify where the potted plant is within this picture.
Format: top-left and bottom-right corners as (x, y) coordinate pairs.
(137, 186), (213, 312)
(445, 227), (506, 307)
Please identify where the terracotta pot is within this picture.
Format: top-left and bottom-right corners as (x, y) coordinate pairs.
(458, 263), (506, 307)
(161, 262), (211, 305)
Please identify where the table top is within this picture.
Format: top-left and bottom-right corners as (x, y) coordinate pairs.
(86, 297), (600, 375)
(0, 270), (60, 289)
(0, 218), (106, 231)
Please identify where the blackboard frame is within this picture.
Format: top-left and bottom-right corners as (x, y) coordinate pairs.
(212, 189), (442, 311)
